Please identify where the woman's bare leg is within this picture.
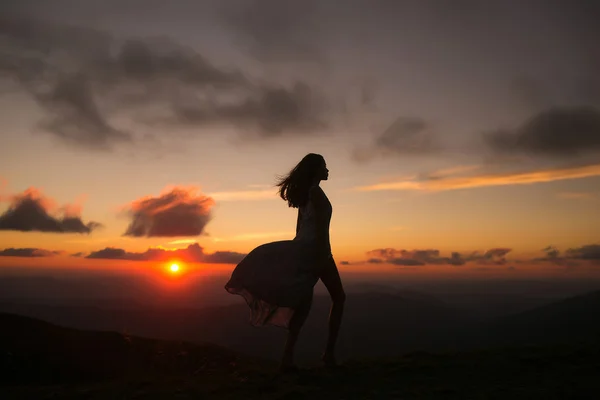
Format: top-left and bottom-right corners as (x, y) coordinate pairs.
(319, 256), (346, 365)
(281, 298), (312, 370)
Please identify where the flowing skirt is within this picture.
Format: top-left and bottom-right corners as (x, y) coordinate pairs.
(224, 239), (323, 328)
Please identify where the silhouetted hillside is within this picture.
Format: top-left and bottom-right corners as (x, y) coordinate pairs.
(3, 313), (599, 399)
(0, 313), (267, 386)
(4, 288), (600, 366)
(448, 289), (600, 350)
(485, 289), (600, 344)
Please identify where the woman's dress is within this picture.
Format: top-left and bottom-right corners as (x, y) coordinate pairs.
(224, 187), (332, 328)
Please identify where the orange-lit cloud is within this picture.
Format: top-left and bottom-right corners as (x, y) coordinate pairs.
(0, 187), (101, 233)
(85, 243), (245, 264)
(356, 163), (600, 192)
(123, 186), (214, 237)
(167, 239), (198, 245)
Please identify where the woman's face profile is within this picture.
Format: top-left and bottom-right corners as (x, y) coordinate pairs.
(319, 159), (329, 181)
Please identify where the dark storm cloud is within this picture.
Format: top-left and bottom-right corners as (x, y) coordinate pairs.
(0, 247), (60, 257)
(352, 117), (440, 162)
(0, 188), (102, 234)
(485, 107), (600, 158)
(0, 14), (331, 150)
(34, 73), (132, 150)
(171, 81), (328, 137)
(123, 187), (214, 238)
(86, 243), (246, 264)
(365, 247), (512, 266)
(376, 118), (438, 154)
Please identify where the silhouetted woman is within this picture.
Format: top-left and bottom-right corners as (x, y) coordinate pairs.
(225, 153), (345, 371)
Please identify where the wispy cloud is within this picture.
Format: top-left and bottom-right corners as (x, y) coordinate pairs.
(208, 189), (277, 201)
(356, 163), (600, 192)
(167, 238), (199, 245)
(211, 231), (289, 242)
(556, 191), (595, 200)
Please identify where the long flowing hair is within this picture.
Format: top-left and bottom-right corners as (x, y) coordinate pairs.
(275, 153), (324, 208)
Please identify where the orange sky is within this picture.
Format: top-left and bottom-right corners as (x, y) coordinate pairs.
(1, 2), (599, 278)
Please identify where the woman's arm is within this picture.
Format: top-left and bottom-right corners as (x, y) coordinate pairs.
(309, 186), (328, 255)
(296, 209), (302, 236)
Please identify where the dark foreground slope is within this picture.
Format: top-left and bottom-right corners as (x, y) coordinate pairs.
(2, 313), (600, 400)
(448, 289), (600, 350)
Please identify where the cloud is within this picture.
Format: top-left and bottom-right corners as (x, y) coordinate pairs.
(167, 239), (198, 245)
(556, 192), (595, 200)
(0, 247), (60, 257)
(122, 186), (214, 238)
(208, 189), (277, 202)
(365, 247), (512, 266)
(366, 248), (445, 266)
(70, 252), (86, 257)
(168, 81), (329, 138)
(565, 244), (600, 261)
(353, 117), (439, 162)
(485, 106), (600, 158)
(340, 260), (350, 265)
(0, 15), (332, 150)
(532, 244), (600, 267)
(355, 163), (600, 192)
(212, 231), (289, 242)
(34, 72), (132, 150)
(388, 258), (426, 266)
(533, 245), (574, 267)
(0, 188), (101, 233)
(86, 242), (246, 264)
(478, 248), (512, 265)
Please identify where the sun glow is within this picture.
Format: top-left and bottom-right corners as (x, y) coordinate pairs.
(169, 263), (180, 273)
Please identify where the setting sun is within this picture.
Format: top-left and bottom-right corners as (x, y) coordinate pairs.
(169, 263), (180, 273)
